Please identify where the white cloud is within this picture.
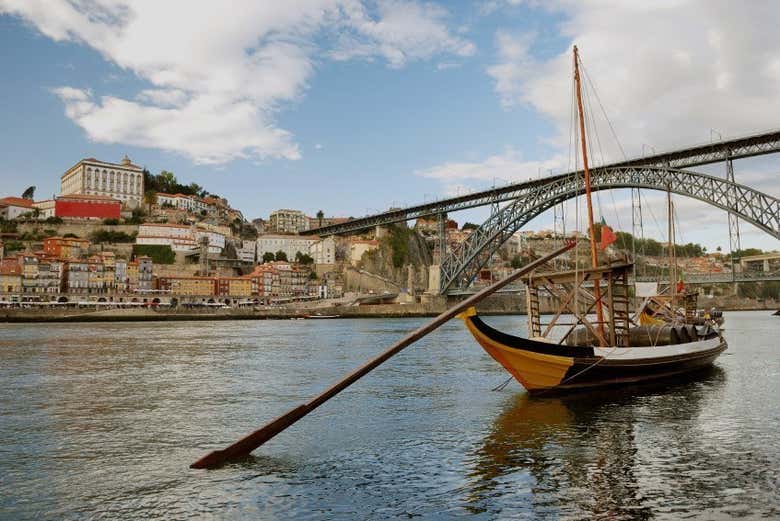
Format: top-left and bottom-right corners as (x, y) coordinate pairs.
(486, 0), (780, 160)
(1, 0), (474, 164)
(418, 1), (779, 250)
(416, 148), (563, 183)
(330, 0), (475, 68)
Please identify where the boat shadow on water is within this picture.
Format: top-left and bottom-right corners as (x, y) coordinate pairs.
(463, 366), (727, 519)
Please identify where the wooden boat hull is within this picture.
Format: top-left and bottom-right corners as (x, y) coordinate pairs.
(460, 308), (727, 395)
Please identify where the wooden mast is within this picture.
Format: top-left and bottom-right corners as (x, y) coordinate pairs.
(668, 188), (677, 313)
(573, 45), (606, 345)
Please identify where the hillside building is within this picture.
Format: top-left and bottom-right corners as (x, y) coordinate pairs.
(60, 156), (144, 209)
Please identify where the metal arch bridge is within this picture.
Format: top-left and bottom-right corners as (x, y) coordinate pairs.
(439, 166), (779, 292)
(303, 129), (780, 236)
(300, 129), (780, 293)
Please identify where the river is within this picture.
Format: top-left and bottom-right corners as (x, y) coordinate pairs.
(1, 311), (777, 519)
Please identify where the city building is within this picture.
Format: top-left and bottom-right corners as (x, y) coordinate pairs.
(32, 199), (55, 219)
(156, 193), (210, 213)
(157, 276), (216, 296)
(309, 236), (336, 264)
(136, 223), (197, 252)
(216, 277), (252, 297)
(256, 234), (319, 262)
(236, 240), (256, 263)
(60, 156), (144, 208)
(20, 255), (39, 293)
(0, 259), (22, 293)
(135, 223), (224, 254)
(138, 256), (153, 291)
(348, 239), (379, 266)
(0, 197), (34, 220)
(55, 193), (121, 220)
(268, 209), (309, 233)
(37, 258), (64, 293)
(43, 237), (90, 259)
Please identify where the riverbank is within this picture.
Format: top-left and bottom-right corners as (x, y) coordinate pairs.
(2, 293), (777, 322)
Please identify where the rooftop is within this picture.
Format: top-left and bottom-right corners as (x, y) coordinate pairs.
(0, 197), (34, 208)
(57, 193), (121, 202)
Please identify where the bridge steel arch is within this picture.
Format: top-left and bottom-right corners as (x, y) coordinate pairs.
(440, 166), (780, 293)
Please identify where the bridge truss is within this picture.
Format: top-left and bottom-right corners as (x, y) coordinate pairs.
(304, 129), (780, 236)
(439, 166), (780, 292)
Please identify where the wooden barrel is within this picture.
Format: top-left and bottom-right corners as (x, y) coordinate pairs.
(627, 326), (681, 347)
(566, 325), (682, 346)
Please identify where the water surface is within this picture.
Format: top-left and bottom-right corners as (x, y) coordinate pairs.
(1, 311), (777, 519)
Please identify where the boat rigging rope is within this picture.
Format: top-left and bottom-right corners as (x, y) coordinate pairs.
(492, 375), (514, 392)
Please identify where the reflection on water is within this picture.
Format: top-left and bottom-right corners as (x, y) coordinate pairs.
(0, 312), (778, 519)
(467, 368), (727, 519)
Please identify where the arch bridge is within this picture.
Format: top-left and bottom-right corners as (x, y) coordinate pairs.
(440, 166), (779, 292)
(301, 130), (780, 294)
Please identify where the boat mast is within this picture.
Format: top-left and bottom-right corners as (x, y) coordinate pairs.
(573, 46), (606, 345)
(667, 187), (677, 313)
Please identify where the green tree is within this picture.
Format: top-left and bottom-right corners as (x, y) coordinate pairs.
(295, 251), (314, 265)
(132, 244), (175, 264)
(144, 190), (157, 214)
(316, 210), (324, 228)
(275, 250), (288, 261)
(510, 255), (525, 269)
(462, 222), (479, 231)
(158, 170), (177, 192)
(262, 251), (275, 263)
(21, 186), (35, 200)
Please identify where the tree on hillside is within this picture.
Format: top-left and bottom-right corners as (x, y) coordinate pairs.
(295, 251), (314, 265)
(21, 186), (35, 200)
(262, 252), (275, 263)
(144, 190), (157, 215)
(316, 210), (324, 228)
(275, 250), (288, 261)
(462, 222), (479, 231)
(158, 171), (177, 193)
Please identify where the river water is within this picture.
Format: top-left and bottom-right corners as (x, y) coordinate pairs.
(1, 311), (777, 519)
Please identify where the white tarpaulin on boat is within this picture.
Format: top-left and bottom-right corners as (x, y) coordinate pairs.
(635, 282), (659, 297)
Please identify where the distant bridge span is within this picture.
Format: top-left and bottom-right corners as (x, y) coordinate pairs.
(439, 166), (779, 292)
(304, 129), (780, 236)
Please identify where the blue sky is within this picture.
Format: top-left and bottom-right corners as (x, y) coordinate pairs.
(1, 1), (778, 252)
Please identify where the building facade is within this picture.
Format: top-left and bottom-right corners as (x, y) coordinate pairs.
(60, 156), (144, 209)
(0, 197), (34, 220)
(268, 209), (309, 233)
(256, 234), (319, 262)
(55, 194), (121, 219)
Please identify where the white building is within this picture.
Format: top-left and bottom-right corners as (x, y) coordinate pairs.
(236, 240), (256, 263)
(157, 193), (209, 213)
(194, 229), (226, 252)
(136, 223), (225, 254)
(0, 197), (34, 220)
(309, 236), (336, 265)
(269, 209), (309, 233)
(32, 199), (55, 219)
(256, 234), (319, 262)
(61, 156), (144, 209)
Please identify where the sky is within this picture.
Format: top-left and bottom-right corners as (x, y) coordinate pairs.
(0, 0), (778, 252)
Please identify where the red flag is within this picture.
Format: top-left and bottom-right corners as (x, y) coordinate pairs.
(599, 224), (617, 250)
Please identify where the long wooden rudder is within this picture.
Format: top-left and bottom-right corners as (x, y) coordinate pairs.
(190, 241), (576, 469)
